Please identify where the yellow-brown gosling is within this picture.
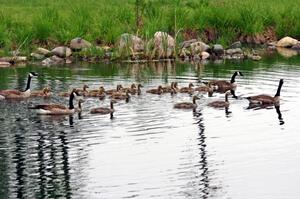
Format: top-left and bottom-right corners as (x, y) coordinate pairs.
(179, 83), (194, 94)
(131, 84), (143, 95)
(77, 84), (89, 96)
(110, 90), (130, 102)
(0, 72), (38, 100)
(146, 85), (163, 95)
(162, 82), (175, 93)
(30, 87), (51, 97)
(246, 79), (283, 106)
(86, 86), (106, 100)
(207, 92), (230, 108)
(29, 89), (81, 115)
(174, 96), (199, 109)
(121, 83), (136, 93)
(90, 100), (115, 114)
(105, 85), (123, 95)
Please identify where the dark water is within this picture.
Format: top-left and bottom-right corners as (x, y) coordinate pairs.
(0, 53), (300, 199)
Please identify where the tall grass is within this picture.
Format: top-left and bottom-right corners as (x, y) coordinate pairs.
(0, 0), (299, 53)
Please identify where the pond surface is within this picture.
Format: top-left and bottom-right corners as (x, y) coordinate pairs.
(0, 53), (300, 199)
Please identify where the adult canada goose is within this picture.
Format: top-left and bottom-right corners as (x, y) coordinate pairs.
(179, 83), (194, 93)
(90, 100), (115, 114)
(146, 85), (163, 95)
(207, 92), (230, 108)
(30, 87), (51, 97)
(174, 96), (199, 109)
(209, 71), (243, 92)
(29, 89), (81, 115)
(0, 72), (38, 99)
(110, 90), (130, 102)
(246, 79), (284, 105)
(105, 85), (123, 95)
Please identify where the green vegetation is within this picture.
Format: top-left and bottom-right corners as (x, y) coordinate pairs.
(0, 0), (300, 54)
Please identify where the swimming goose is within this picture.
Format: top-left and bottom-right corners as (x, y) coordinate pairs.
(208, 92), (230, 108)
(174, 96), (199, 109)
(121, 83), (136, 93)
(131, 84), (143, 95)
(194, 83), (214, 97)
(105, 85), (123, 95)
(0, 72), (38, 99)
(246, 79), (284, 105)
(90, 100), (115, 114)
(77, 84), (89, 96)
(76, 99), (85, 113)
(209, 71), (243, 93)
(110, 90), (130, 102)
(30, 87), (51, 97)
(162, 82), (175, 93)
(86, 86), (106, 100)
(179, 83), (195, 93)
(29, 89), (81, 115)
(146, 85), (163, 95)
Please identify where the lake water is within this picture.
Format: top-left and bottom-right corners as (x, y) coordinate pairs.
(0, 53), (300, 199)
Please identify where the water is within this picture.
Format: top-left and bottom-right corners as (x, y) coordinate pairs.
(0, 54), (300, 199)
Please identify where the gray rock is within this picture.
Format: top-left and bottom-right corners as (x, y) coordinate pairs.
(154, 31), (175, 58)
(229, 41), (242, 49)
(51, 55), (64, 63)
(0, 61), (11, 67)
(190, 41), (210, 55)
(276, 36), (299, 47)
(119, 33), (144, 53)
(212, 44), (224, 55)
(37, 47), (51, 55)
(291, 43), (300, 50)
(41, 58), (54, 66)
(30, 53), (45, 60)
(180, 39), (197, 49)
(51, 46), (72, 58)
(0, 56), (27, 63)
(226, 48), (243, 55)
(70, 37), (92, 50)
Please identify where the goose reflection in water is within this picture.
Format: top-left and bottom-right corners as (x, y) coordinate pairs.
(246, 104), (284, 125)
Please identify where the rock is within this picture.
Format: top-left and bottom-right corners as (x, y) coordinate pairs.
(193, 54), (201, 61)
(276, 36), (299, 47)
(179, 48), (191, 58)
(201, 51), (210, 60)
(30, 53), (45, 60)
(51, 46), (72, 58)
(65, 58), (72, 64)
(212, 44), (224, 55)
(229, 41), (242, 49)
(249, 55), (262, 61)
(180, 39), (197, 49)
(119, 33), (144, 53)
(37, 47), (51, 55)
(0, 61), (11, 67)
(267, 41), (277, 46)
(70, 37), (92, 50)
(41, 58), (54, 66)
(226, 48), (243, 55)
(154, 31), (175, 58)
(51, 55), (64, 63)
(0, 56), (27, 63)
(190, 41), (210, 55)
(291, 43), (300, 51)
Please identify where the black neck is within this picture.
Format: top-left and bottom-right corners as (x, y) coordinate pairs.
(25, 75), (32, 91)
(193, 97), (197, 104)
(275, 80), (283, 97)
(225, 94), (229, 102)
(110, 101), (114, 109)
(230, 72), (237, 83)
(69, 93), (75, 109)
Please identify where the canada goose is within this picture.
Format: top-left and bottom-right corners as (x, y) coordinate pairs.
(105, 85), (123, 95)
(76, 99), (85, 113)
(246, 79), (284, 105)
(90, 100), (115, 114)
(208, 92), (230, 108)
(209, 71), (243, 92)
(86, 86), (106, 100)
(174, 96), (199, 109)
(30, 87), (51, 97)
(179, 83), (194, 93)
(146, 85), (163, 95)
(110, 90), (130, 102)
(29, 89), (81, 115)
(77, 84), (89, 96)
(128, 83), (143, 95)
(162, 82), (175, 93)
(0, 72), (38, 99)
(194, 83), (214, 97)
(173, 82), (180, 92)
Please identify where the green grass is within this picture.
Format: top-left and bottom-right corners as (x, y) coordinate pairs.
(0, 0), (300, 54)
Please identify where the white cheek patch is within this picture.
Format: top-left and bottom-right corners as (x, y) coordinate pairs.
(36, 109), (52, 115)
(0, 95), (5, 100)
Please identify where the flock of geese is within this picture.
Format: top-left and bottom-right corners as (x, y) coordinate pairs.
(0, 71), (284, 116)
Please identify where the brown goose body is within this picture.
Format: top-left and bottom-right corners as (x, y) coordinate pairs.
(90, 101), (115, 114)
(86, 87), (106, 100)
(0, 72), (38, 99)
(208, 92), (230, 108)
(146, 85), (163, 95)
(129, 84), (143, 95)
(246, 79), (283, 105)
(179, 83), (194, 93)
(77, 85), (89, 96)
(209, 71), (243, 92)
(29, 90), (80, 115)
(30, 87), (51, 97)
(105, 85), (123, 95)
(174, 96), (199, 109)
(162, 82), (175, 93)
(110, 90), (130, 101)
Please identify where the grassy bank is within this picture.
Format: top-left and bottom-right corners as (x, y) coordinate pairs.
(0, 0), (300, 55)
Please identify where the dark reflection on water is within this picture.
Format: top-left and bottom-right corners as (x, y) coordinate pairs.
(1, 54), (300, 198)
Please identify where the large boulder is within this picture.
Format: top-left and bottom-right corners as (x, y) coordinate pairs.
(180, 39), (197, 49)
(119, 33), (144, 52)
(276, 36), (299, 47)
(0, 61), (11, 67)
(30, 53), (45, 60)
(190, 41), (210, 55)
(70, 37), (92, 50)
(201, 51), (210, 60)
(154, 31), (175, 58)
(226, 48), (243, 55)
(37, 47), (50, 55)
(229, 41), (242, 49)
(291, 43), (300, 51)
(212, 44), (224, 56)
(51, 46), (72, 58)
